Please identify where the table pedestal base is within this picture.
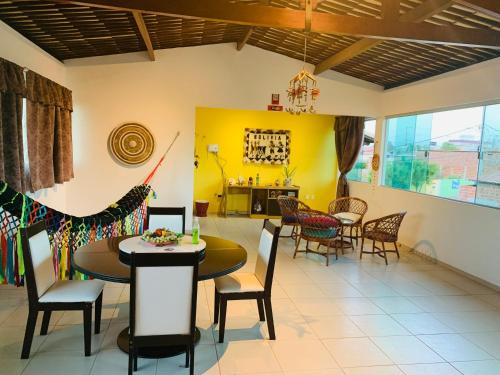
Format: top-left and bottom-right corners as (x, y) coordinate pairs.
(117, 327), (201, 358)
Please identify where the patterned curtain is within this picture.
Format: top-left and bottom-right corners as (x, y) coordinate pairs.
(26, 71), (74, 191)
(334, 116), (365, 198)
(0, 58), (27, 193)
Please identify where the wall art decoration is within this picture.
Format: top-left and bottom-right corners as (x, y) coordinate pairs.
(108, 123), (155, 166)
(243, 128), (290, 164)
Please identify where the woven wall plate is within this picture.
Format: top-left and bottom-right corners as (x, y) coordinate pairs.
(108, 123), (155, 166)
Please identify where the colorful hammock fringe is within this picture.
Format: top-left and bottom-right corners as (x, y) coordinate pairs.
(0, 181), (151, 286)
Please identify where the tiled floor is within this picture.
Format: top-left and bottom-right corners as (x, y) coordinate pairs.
(0, 216), (499, 374)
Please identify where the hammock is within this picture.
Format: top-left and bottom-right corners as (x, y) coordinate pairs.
(0, 181), (151, 285)
(0, 131), (180, 286)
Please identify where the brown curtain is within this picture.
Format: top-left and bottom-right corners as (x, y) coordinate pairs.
(26, 71), (74, 191)
(0, 58), (27, 192)
(334, 116), (365, 198)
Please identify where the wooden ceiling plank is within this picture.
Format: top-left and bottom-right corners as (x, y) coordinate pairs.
(56, 0), (500, 47)
(454, 0), (500, 19)
(132, 10), (155, 61)
(236, 26), (253, 50)
(305, 0), (312, 32)
(314, 0), (455, 74)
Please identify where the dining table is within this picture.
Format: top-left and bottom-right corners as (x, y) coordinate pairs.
(72, 234), (247, 358)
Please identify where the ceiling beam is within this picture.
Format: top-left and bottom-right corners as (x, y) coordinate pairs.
(57, 0), (500, 48)
(305, 0), (313, 32)
(236, 27), (254, 51)
(454, 0), (500, 19)
(381, 0), (400, 22)
(132, 11), (155, 61)
(314, 0), (454, 74)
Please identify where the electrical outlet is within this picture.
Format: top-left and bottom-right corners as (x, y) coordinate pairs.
(305, 194), (310, 200)
(208, 144), (219, 153)
(311, 194), (315, 200)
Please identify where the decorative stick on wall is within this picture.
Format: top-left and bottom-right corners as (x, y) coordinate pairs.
(143, 131), (180, 185)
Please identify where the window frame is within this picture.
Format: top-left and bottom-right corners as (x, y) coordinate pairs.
(380, 100), (500, 211)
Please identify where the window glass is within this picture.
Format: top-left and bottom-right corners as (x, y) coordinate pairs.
(347, 119), (376, 183)
(382, 104), (499, 209)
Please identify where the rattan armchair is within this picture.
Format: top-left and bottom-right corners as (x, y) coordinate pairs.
(328, 197), (368, 248)
(277, 196), (310, 242)
(360, 212), (407, 265)
(293, 209), (342, 266)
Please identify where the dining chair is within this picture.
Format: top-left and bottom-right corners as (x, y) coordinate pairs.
(20, 220), (104, 359)
(146, 206), (186, 234)
(276, 196), (310, 243)
(129, 251), (199, 375)
(213, 219), (280, 343)
(360, 211), (407, 265)
(328, 197), (368, 249)
(293, 209), (342, 266)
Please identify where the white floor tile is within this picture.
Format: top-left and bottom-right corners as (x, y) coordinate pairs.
(271, 339), (339, 372)
(418, 334), (493, 362)
(306, 315), (365, 339)
(390, 313), (455, 335)
(349, 315), (409, 337)
(22, 350), (96, 375)
(323, 337), (392, 367)
(451, 360), (500, 375)
(372, 335), (443, 364)
(343, 365), (404, 375)
(216, 340), (281, 374)
(398, 363), (462, 375)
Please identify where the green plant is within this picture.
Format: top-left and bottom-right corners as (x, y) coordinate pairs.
(282, 163), (297, 179)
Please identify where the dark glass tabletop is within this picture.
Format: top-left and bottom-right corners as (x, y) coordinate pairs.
(72, 235), (247, 283)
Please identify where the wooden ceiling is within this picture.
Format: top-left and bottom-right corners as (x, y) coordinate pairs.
(0, 0), (499, 88)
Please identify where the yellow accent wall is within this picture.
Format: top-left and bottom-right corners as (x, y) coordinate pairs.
(194, 107), (337, 214)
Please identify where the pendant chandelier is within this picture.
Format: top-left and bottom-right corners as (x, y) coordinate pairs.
(286, 34), (320, 115)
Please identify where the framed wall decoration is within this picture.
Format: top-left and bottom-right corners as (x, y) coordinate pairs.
(108, 122), (155, 166)
(243, 128), (290, 164)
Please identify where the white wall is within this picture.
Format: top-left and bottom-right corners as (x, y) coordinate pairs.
(63, 44), (382, 226)
(351, 57), (500, 287)
(0, 22), (68, 211)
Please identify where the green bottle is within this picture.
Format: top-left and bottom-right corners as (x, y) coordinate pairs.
(192, 217), (200, 244)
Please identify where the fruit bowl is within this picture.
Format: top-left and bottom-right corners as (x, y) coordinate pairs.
(141, 228), (183, 246)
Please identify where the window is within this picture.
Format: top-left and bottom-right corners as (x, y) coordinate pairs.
(382, 103), (500, 209)
(347, 119), (376, 183)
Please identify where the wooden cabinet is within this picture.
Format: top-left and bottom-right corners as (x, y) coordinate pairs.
(224, 185), (299, 218)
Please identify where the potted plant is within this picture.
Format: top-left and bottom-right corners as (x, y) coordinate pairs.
(282, 163), (297, 186)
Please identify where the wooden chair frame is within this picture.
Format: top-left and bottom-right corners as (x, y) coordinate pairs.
(328, 197), (368, 249)
(293, 209), (343, 266)
(276, 196), (309, 243)
(214, 219), (280, 343)
(360, 212), (407, 265)
(20, 221), (103, 359)
(146, 206), (186, 234)
(129, 251), (199, 375)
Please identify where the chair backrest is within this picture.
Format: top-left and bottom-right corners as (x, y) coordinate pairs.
(254, 219), (280, 292)
(277, 196), (310, 219)
(328, 197), (368, 217)
(130, 251), (199, 339)
(147, 206), (186, 234)
(297, 209), (341, 240)
(20, 221), (56, 303)
(373, 211), (407, 238)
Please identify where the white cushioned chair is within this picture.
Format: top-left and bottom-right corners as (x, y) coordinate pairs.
(146, 206), (186, 234)
(214, 219), (280, 343)
(20, 221), (104, 359)
(129, 251), (199, 375)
